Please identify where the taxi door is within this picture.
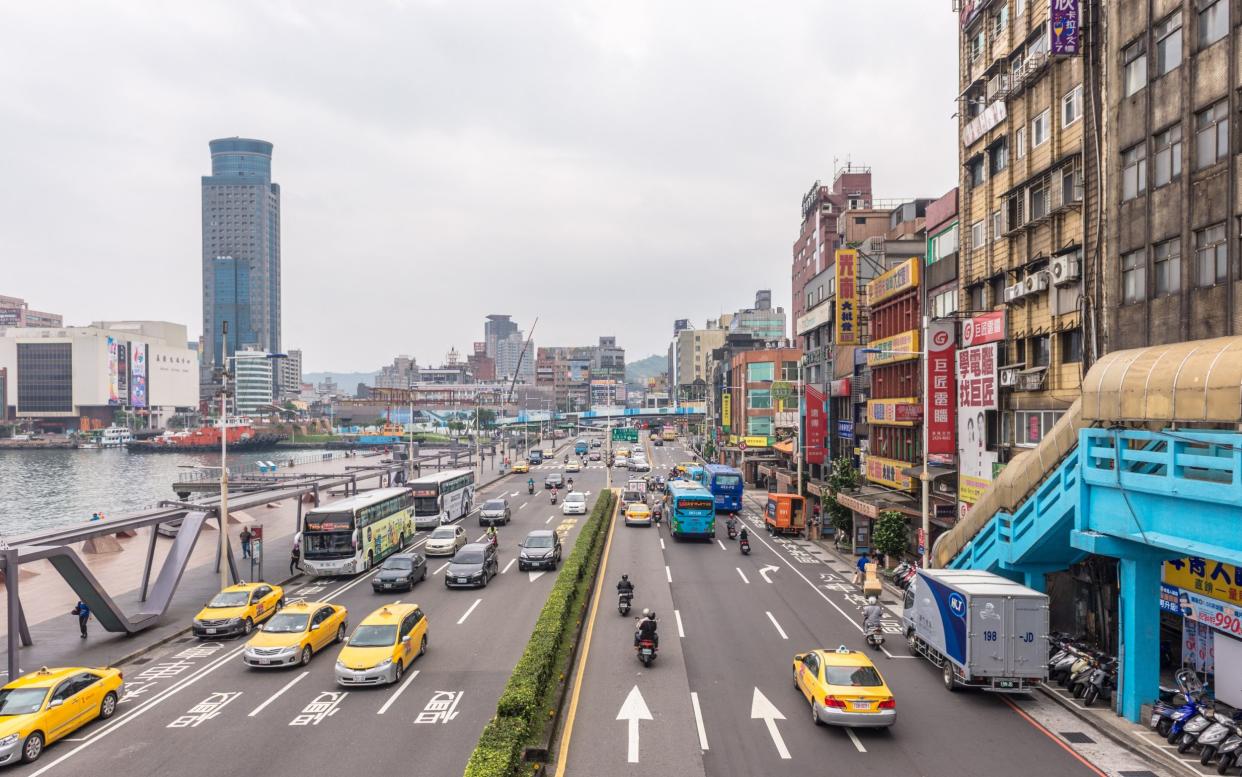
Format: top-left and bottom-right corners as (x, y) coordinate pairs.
(795, 653), (821, 705)
(45, 676), (90, 742)
(311, 606), (336, 651)
(251, 585), (280, 622)
(398, 611), (419, 664)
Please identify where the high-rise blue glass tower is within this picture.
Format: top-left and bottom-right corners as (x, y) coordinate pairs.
(201, 137), (281, 393)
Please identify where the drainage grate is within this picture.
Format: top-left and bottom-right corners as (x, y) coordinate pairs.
(128, 657), (153, 665)
(1060, 731), (1095, 744)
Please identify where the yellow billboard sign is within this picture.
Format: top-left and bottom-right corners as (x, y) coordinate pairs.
(866, 397), (921, 426)
(834, 249), (859, 345)
(958, 474), (991, 504)
(721, 393), (732, 427)
(865, 455), (913, 489)
(866, 330), (920, 366)
(1164, 558), (1242, 607)
(867, 258), (921, 305)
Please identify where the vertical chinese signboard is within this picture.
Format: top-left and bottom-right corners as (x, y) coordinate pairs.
(130, 343), (147, 409)
(805, 385), (826, 464)
(926, 320), (956, 456)
(956, 342), (998, 518)
(721, 393), (731, 428)
(1050, 0), (1081, 56)
(835, 249), (858, 345)
(107, 336), (120, 405)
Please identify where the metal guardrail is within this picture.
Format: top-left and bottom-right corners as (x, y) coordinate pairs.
(175, 451), (343, 483)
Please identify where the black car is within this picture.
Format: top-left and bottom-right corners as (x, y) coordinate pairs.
(479, 498), (511, 526)
(445, 543), (499, 588)
(545, 473), (564, 489)
(518, 530), (561, 571)
(372, 552), (427, 592)
(653, 439), (664, 446)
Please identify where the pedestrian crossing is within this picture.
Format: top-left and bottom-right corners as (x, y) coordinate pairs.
(528, 463), (609, 471)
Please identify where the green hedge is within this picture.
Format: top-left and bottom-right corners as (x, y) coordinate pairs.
(463, 489), (616, 777)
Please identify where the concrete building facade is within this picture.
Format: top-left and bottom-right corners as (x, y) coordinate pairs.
(0, 295), (62, 328)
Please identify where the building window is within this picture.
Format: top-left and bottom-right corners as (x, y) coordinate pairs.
(991, 274), (1007, 306)
(1195, 101), (1229, 169)
(16, 342), (73, 414)
(1060, 329), (1083, 363)
(969, 284), (985, 310)
(1014, 338), (1026, 366)
(1015, 0), (1025, 16)
(991, 209), (1003, 240)
(992, 3), (1009, 38)
(970, 28), (985, 61)
(1061, 85), (1082, 128)
(1153, 124), (1183, 187)
(1031, 110), (1050, 148)
(968, 157), (986, 188)
(747, 389), (772, 410)
(1195, 223), (1227, 286)
(1122, 249), (1147, 303)
(1124, 39), (1147, 96)
(931, 289), (958, 319)
(747, 362), (774, 382)
(747, 416), (773, 437)
(1031, 335), (1051, 367)
(781, 361), (799, 381)
(1122, 143), (1147, 201)
(1014, 410), (1064, 447)
(1198, 0), (1228, 47)
(971, 219), (986, 250)
(1029, 180), (1049, 220)
(1155, 11), (1183, 74)
(990, 140), (1008, 174)
(1061, 164), (1083, 205)
(1154, 238), (1182, 295)
(1015, 127), (1027, 159)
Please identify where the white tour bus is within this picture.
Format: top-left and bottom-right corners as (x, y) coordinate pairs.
(300, 487), (415, 577)
(410, 469), (477, 529)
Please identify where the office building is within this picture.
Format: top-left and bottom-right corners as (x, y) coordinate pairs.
(278, 348), (302, 400)
(730, 290), (787, 342)
(201, 137), (282, 392)
(670, 320), (728, 404)
(0, 295), (63, 328)
(233, 347), (274, 416)
(484, 315), (518, 358)
(376, 355), (419, 389)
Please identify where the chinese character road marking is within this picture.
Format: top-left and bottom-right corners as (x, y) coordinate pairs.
(414, 690), (463, 724)
(290, 691), (348, 726)
(167, 691), (242, 728)
(138, 660), (196, 681)
(173, 642), (225, 660)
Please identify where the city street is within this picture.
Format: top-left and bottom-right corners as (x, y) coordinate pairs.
(556, 441), (1169, 777)
(5, 446), (607, 777)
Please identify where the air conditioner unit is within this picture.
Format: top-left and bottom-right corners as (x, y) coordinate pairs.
(999, 367), (1018, 387)
(1003, 284), (1023, 304)
(1050, 256), (1082, 285)
(987, 74), (1011, 101)
(1022, 272), (1049, 296)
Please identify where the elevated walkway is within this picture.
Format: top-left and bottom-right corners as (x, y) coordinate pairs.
(934, 336), (1242, 722)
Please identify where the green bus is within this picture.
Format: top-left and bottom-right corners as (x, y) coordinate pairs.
(301, 487), (415, 576)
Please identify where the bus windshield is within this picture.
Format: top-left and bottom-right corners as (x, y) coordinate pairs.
(304, 531), (354, 560)
(713, 474), (742, 489)
(413, 496), (440, 516)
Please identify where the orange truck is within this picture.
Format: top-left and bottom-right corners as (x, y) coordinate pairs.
(764, 493), (806, 536)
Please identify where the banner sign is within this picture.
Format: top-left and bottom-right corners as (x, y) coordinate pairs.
(866, 330), (919, 366)
(867, 258), (920, 306)
(866, 455), (913, 489)
(1165, 557), (1242, 608)
(957, 343), (998, 517)
(805, 385), (826, 465)
(107, 337), (121, 405)
(721, 393), (731, 428)
(130, 343), (147, 408)
(962, 310), (1006, 347)
(116, 341), (129, 402)
(830, 378), (852, 397)
(836, 492), (879, 519)
(958, 474), (991, 505)
(1050, 0), (1081, 56)
(927, 320), (957, 455)
(1163, 583), (1242, 640)
(867, 397), (921, 426)
(834, 249), (858, 345)
(837, 420), (854, 440)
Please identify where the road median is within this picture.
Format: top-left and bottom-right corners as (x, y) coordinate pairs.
(463, 488), (618, 777)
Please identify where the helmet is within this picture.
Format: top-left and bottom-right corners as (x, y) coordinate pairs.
(648, 611), (657, 620)
(867, 596), (878, 605)
(641, 608), (650, 617)
(621, 574), (629, 581)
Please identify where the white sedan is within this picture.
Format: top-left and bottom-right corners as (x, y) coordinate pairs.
(424, 525), (467, 556)
(561, 492), (588, 515)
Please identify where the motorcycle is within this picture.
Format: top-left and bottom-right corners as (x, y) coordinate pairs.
(727, 523), (738, 540)
(1068, 653), (1100, 698)
(1196, 713), (1242, 766)
(1151, 670), (1207, 743)
(618, 591), (633, 616)
(740, 538), (751, 555)
(636, 638), (658, 667)
(1179, 705), (1220, 755)
(528, 484), (535, 495)
(864, 622), (885, 650)
(1082, 657), (1116, 707)
(486, 532), (499, 550)
(551, 492), (559, 505)
(652, 506), (663, 525)
(1215, 724), (1242, 774)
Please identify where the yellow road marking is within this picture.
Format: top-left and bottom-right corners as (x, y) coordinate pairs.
(553, 489), (621, 777)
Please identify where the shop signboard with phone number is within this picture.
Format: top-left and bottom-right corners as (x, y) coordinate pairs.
(1163, 583), (1242, 638)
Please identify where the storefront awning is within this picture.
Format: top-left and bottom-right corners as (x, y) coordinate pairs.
(900, 464), (957, 481)
(834, 486), (918, 520)
(774, 440), (795, 455)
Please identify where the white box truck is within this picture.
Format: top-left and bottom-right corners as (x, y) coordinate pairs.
(902, 569), (1049, 693)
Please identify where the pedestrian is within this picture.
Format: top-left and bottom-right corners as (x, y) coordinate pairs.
(289, 540), (300, 576)
(853, 552), (870, 586)
(239, 527), (253, 559)
(71, 600), (90, 639)
(90, 512), (100, 522)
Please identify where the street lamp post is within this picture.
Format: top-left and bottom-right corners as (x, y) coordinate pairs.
(218, 322), (231, 592)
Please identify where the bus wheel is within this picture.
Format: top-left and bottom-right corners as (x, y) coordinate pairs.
(367, 551), (374, 570)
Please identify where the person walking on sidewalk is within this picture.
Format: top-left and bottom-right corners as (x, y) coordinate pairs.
(71, 601), (91, 639)
(289, 537), (300, 576)
(240, 527), (253, 559)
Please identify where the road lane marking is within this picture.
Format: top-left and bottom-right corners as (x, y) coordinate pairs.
(765, 611), (788, 640)
(665, 565), (672, 583)
(618, 685), (653, 763)
(546, 515), (555, 524)
(510, 491), (519, 497)
(501, 558), (516, 574)
(529, 571), (546, 582)
(846, 728), (867, 753)
(736, 568), (750, 584)
(690, 691), (709, 751)
(716, 539), (727, 550)
(433, 561), (450, 575)
(457, 598), (482, 624)
(751, 688), (790, 759)
(248, 670), (309, 717)
(675, 609), (685, 638)
(377, 669), (420, 715)
(659, 538), (665, 551)
(758, 565), (779, 584)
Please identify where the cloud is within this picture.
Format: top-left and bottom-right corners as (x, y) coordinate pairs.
(0, 0), (957, 371)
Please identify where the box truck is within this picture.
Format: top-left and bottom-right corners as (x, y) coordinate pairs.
(902, 569), (1049, 693)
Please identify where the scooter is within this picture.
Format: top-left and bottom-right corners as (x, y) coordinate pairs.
(528, 484), (535, 495)
(1082, 658), (1116, 707)
(636, 638), (658, 667)
(1196, 714), (1242, 766)
(1152, 670), (1208, 743)
(727, 523), (738, 540)
(864, 622), (885, 650)
(551, 492), (558, 505)
(740, 538), (751, 555)
(1068, 653), (1100, 698)
(1179, 705), (1220, 754)
(618, 591), (633, 616)
(1215, 724), (1242, 773)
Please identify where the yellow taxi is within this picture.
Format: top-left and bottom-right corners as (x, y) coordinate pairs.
(192, 581), (285, 638)
(0, 666), (123, 765)
(512, 461), (530, 474)
(542, 447), (555, 458)
(623, 501), (653, 527)
(242, 600), (348, 668)
(565, 459), (581, 472)
(335, 602), (428, 686)
(793, 646), (896, 728)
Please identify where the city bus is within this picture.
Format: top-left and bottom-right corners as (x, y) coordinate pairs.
(410, 468), (476, 529)
(686, 465), (707, 485)
(666, 480), (716, 540)
(704, 463), (744, 512)
(301, 487), (414, 576)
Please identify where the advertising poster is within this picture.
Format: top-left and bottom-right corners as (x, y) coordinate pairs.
(834, 249), (858, 345)
(1050, 0), (1081, 56)
(961, 310), (1006, 348)
(865, 330), (920, 366)
(805, 385), (826, 464)
(721, 393), (731, 428)
(927, 320), (956, 455)
(956, 342), (998, 517)
(866, 455), (913, 489)
(867, 258), (920, 306)
(130, 343), (147, 408)
(107, 336), (120, 405)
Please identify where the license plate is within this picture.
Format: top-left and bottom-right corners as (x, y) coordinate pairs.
(852, 701), (871, 711)
(1151, 714), (1160, 726)
(997, 680), (1016, 688)
(258, 659), (270, 665)
(206, 628), (217, 634)
(459, 578), (468, 583)
(641, 648), (653, 655)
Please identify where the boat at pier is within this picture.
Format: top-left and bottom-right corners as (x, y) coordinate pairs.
(127, 418), (284, 452)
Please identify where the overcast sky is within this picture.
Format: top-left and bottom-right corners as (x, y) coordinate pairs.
(1, 1), (957, 372)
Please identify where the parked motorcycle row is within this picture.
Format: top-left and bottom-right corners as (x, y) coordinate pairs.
(1148, 669), (1242, 772)
(1047, 633), (1117, 708)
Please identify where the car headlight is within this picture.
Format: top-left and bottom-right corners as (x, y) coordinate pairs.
(193, 619), (204, 627)
(374, 658), (393, 669)
(0, 734), (18, 748)
(225, 617), (243, 625)
(335, 660), (348, 671)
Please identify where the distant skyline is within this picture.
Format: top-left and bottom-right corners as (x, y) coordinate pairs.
(0, 2), (957, 372)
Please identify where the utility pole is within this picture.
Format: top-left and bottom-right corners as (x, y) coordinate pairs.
(920, 314), (931, 568)
(218, 321), (231, 592)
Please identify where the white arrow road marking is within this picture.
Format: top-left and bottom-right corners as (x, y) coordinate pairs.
(758, 565), (779, 584)
(377, 670), (420, 715)
(716, 539), (727, 550)
(457, 598), (482, 625)
(846, 728), (867, 753)
(765, 611), (788, 640)
(736, 567), (750, 584)
(529, 571), (546, 582)
(249, 671), (308, 716)
(750, 688), (790, 759)
(674, 609), (685, 638)
(510, 491), (519, 497)
(690, 691), (709, 750)
(617, 685), (653, 763)
(501, 559), (516, 574)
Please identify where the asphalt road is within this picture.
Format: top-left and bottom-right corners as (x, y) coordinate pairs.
(7, 438), (605, 777)
(555, 440), (1156, 777)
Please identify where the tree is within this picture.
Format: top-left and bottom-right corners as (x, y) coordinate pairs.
(872, 510), (910, 564)
(824, 457), (859, 536)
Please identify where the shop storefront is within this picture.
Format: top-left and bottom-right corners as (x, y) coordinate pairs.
(833, 486), (917, 557)
(1160, 557), (1242, 709)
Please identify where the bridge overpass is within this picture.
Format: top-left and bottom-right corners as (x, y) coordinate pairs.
(495, 404), (706, 427)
